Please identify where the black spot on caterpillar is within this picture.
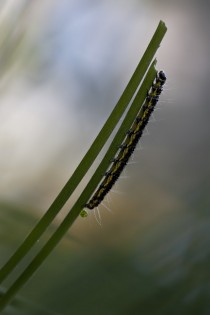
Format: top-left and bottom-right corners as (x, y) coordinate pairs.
(85, 71), (166, 210)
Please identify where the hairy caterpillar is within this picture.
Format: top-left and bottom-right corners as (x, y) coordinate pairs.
(85, 71), (166, 210)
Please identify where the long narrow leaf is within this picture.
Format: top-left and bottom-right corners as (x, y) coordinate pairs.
(0, 20), (167, 285)
(0, 61), (158, 311)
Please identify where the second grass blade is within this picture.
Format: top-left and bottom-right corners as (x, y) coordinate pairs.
(0, 61), (157, 311)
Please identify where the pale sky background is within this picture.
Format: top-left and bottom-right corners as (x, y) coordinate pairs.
(0, 0), (209, 216)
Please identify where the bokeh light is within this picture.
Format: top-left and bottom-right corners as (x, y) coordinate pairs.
(0, 1), (209, 314)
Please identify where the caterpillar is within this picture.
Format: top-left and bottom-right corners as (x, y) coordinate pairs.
(85, 70), (166, 210)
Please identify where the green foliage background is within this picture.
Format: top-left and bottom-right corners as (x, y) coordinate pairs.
(0, 1), (209, 314)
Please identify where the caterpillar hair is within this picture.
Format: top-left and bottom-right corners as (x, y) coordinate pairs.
(85, 70), (166, 210)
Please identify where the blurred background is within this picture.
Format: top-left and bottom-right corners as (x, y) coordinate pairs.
(0, 0), (209, 314)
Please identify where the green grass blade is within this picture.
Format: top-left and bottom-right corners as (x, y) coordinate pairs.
(0, 61), (157, 311)
(0, 20), (167, 285)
